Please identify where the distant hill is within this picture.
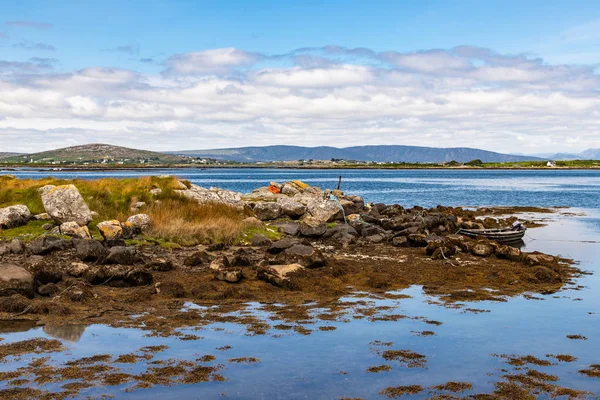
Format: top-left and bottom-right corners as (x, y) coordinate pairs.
(2, 144), (188, 164)
(170, 145), (543, 163)
(0, 152), (23, 159)
(532, 148), (600, 161)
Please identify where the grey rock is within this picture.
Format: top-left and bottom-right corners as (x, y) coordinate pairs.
(251, 234), (272, 246)
(306, 199), (343, 222)
(41, 184), (92, 226)
(74, 239), (108, 262)
(298, 216), (327, 237)
(209, 256), (243, 283)
(42, 223), (55, 231)
(471, 242), (494, 257)
(277, 198), (306, 218)
(125, 214), (151, 234)
(184, 251), (211, 267)
(37, 282), (59, 297)
(29, 236), (72, 255)
(28, 259), (63, 284)
(59, 221), (92, 239)
(268, 237), (300, 254)
(83, 265), (152, 286)
(104, 246), (141, 265)
(253, 202), (281, 220)
(0, 205), (31, 229)
(277, 244), (327, 268)
(272, 222), (299, 236)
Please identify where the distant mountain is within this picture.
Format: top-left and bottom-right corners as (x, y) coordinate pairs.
(171, 145), (543, 163)
(0, 152), (23, 159)
(531, 148), (600, 161)
(580, 148), (600, 159)
(2, 144), (188, 164)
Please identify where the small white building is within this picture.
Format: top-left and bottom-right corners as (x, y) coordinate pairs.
(546, 160), (556, 167)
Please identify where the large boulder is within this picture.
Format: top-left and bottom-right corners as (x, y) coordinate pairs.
(41, 184), (92, 226)
(272, 222), (300, 236)
(277, 198), (306, 218)
(59, 221), (92, 239)
(298, 216), (327, 237)
(0, 265), (34, 298)
(0, 205), (32, 229)
(97, 220), (123, 240)
(253, 202), (281, 221)
(257, 264), (304, 287)
(277, 244), (326, 268)
(306, 199), (343, 222)
(268, 237), (301, 254)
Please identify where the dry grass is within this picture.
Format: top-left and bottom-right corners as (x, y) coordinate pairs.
(0, 175), (245, 245)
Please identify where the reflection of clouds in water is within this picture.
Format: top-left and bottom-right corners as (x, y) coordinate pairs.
(43, 324), (87, 342)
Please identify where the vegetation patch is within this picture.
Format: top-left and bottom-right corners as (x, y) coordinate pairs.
(380, 385), (423, 397)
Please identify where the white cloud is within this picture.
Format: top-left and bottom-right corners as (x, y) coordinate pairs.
(1, 45), (600, 154)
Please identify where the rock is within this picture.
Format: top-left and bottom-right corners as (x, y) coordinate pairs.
(184, 251), (211, 267)
(83, 265), (152, 286)
(272, 222), (300, 236)
(231, 249), (251, 267)
(277, 198), (306, 218)
(28, 236), (72, 255)
(176, 184), (244, 207)
(150, 188), (162, 196)
(257, 264), (304, 287)
(37, 282), (59, 297)
(59, 221), (92, 239)
(0, 239), (25, 256)
(0, 205), (32, 229)
(125, 214), (151, 234)
(37, 185), (56, 196)
(68, 262), (90, 277)
(360, 224), (385, 238)
(0, 265), (34, 298)
(209, 256), (242, 283)
(131, 201), (146, 211)
(339, 196), (364, 215)
(323, 224), (358, 238)
(48, 226), (61, 235)
(34, 213), (51, 220)
(97, 220), (124, 240)
(523, 252), (556, 266)
(42, 223), (55, 230)
(67, 286), (93, 302)
(90, 211), (99, 219)
(392, 236), (408, 247)
(529, 266), (562, 284)
(298, 216), (327, 237)
(28, 260), (63, 284)
(41, 184), (92, 226)
(251, 234), (271, 247)
(278, 244), (327, 268)
(268, 237), (300, 254)
(146, 258), (173, 271)
(471, 242), (495, 257)
(253, 202), (282, 220)
(347, 214), (361, 222)
(407, 234), (428, 247)
(176, 180), (189, 190)
(281, 184), (300, 196)
(104, 246), (140, 265)
(364, 234), (385, 243)
(495, 245), (522, 261)
(306, 199), (343, 222)
(207, 243), (226, 252)
(73, 239), (108, 262)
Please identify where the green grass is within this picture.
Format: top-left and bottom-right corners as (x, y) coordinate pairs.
(238, 225), (283, 244)
(0, 220), (69, 242)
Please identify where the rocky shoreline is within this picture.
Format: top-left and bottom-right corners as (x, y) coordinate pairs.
(0, 178), (581, 332)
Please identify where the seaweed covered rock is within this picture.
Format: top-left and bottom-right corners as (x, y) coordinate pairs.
(0, 265), (34, 298)
(209, 256), (243, 283)
(276, 244), (327, 268)
(257, 263), (304, 287)
(0, 204), (31, 229)
(83, 265), (152, 287)
(184, 250), (211, 267)
(41, 184), (92, 226)
(268, 237), (300, 254)
(471, 242), (495, 257)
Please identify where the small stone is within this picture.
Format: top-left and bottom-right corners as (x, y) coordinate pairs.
(0, 205), (31, 229)
(472, 242), (494, 257)
(34, 213), (51, 220)
(125, 214), (151, 234)
(268, 237), (300, 254)
(59, 221), (92, 239)
(42, 223), (55, 231)
(150, 188), (163, 196)
(97, 220), (123, 240)
(146, 258), (173, 271)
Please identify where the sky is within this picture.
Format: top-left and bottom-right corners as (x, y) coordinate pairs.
(0, 0), (599, 154)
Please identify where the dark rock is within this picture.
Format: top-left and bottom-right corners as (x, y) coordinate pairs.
(360, 224), (385, 237)
(268, 237), (300, 254)
(28, 260), (63, 284)
(184, 251), (211, 267)
(104, 239), (127, 247)
(231, 249), (251, 267)
(74, 239), (108, 262)
(495, 245), (522, 261)
(257, 264), (303, 288)
(83, 265), (152, 286)
(251, 234), (272, 246)
(207, 243), (226, 252)
(323, 224), (358, 238)
(407, 234), (427, 247)
(37, 283), (59, 297)
(276, 244), (327, 268)
(104, 246), (141, 265)
(272, 222), (300, 236)
(146, 258), (174, 271)
(391, 236), (408, 247)
(209, 256), (243, 282)
(0, 265), (34, 298)
(42, 223), (55, 231)
(28, 236), (72, 255)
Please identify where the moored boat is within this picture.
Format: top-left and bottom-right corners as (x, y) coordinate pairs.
(457, 222), (526, 244)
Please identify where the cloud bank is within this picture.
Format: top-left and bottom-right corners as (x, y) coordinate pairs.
(0, 45), (599, 153)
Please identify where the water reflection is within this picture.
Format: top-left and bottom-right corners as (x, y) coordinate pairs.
(42, 324), (87, 342)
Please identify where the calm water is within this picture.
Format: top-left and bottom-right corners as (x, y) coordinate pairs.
(1, 168), (600, 398)
(3, 168), (600, 209)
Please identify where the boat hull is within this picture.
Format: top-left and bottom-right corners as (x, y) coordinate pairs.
(457, 228), (526, 244)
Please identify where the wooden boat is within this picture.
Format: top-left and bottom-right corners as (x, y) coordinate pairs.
(457, 222), (526, 244)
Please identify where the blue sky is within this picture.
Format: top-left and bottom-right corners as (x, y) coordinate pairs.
(1, 1), (599, 153)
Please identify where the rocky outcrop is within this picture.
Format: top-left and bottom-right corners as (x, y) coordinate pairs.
(97, 220), (123, 240)
(257, 263), (304, 287)
(0, 265), (34, 298)
(0, 205), (32, 229)
(175, 183), (244, 208)
(41, 184), (92, 226)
